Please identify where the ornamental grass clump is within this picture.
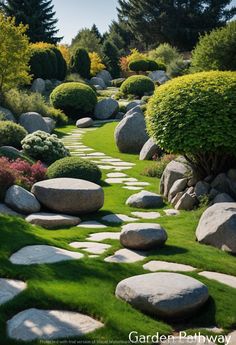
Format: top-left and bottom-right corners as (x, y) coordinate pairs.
(146, 71), (236, 178)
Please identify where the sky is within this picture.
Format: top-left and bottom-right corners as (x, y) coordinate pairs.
(53, 0), (236, 45)
(52, 0), (118, 44)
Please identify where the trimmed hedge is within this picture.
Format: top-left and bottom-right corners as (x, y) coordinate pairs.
(70, 48), (91, 79)
(0, 121), (27, 149)
(146, 71), (236, 177)
(47, 156), (102, 183)
(128, 59), (159, 72)
(120, 75), (155, 97)
(50, 82), (97, 119)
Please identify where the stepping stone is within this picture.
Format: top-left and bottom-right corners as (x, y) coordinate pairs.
(164, 209), (180, 216)
(105, 248), (147, 263)
(123, 186), (143, 190)
(126, 190), (164, 209)
(7, 308), (103, 341)
(9, 245), (84, 265)
(120, 223), (167, 250)
(74, 148), (94, 152)
(109, 162), (135, 166)
(143, 260), (196, 272)
(89, 255), (99, 258)
(107, 172), (128, 178)
(105, 178), (137, 184)
(125, 182), (150, 186)
(86, 152), (106, 156)
(101, 214), (138, 223)
(101, 159), (122, 163)
(131, 211), (161, 219)
(199, 271), (236, 288)
(87, 232), (120, 242)
(26, 213), (81, 229)
(0, 279), (27, 305)
(98, 165), (114, 170)
(70, 242), (111, 254)
(78, 221), (107, 229)
(115, 273), (209, 318)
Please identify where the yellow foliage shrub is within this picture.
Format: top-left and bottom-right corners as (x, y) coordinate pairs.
(89, 52), (105, 76)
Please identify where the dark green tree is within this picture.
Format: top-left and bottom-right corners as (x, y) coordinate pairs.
(1, 0), (62, 43)
(91, 24), (102, 42)
(102, 40), (120, 78)
(117, 0), (236, 50)
(70, 48), (91, 79)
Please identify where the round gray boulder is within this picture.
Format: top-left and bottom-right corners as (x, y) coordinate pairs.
(196, 202), (236, 253)
(31, 78), (46, 93)
(120, 223), (167, 250)
(76, 117), (93, 128)
(126, 190), (164, 208)
(139, 138), (159, 160)
(5, 185), (41, 215)
(116, 272), (209, 318)
(43, 117), (56, 133)
(19, 112), (49, 134)
(90, 77), (106, 89)
(94, 98), (119, 120)
(96, 70), (112, 86)
(0, 106), (16, 122)
(31, 178), (104, 215)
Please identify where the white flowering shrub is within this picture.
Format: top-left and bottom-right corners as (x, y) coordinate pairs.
(21, 130), (70, 164)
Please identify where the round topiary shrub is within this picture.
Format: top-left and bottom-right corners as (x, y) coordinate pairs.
(146, 71), (236, 178)
(0, 121), (27, 148)
(47, 157), (102, 183)
(21, 130), (70, 164)
(146, 59), (159, 71)
(120, 75), (155, 97)
(50, 82), (97, 119)
(129, 59), (149, 72)
(70, 48), (91, 79)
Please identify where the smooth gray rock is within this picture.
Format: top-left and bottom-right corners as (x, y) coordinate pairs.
(19, 112), (49, 133)
(175, 192), (197, 210)
(126, 100), (144, 111)
(43, 117), (56, 133)
(213, 193), (234, 204)
(31, 78), (45, 93)
(116, 272), (209, 318)
(125, 105), (144, 118)
(7, 308), (103, 341)
(0, 279), (27, 305)
(90, 77), (106, 89)
(26, 212), (81, 229)
(148, 70), (169, 84)
(10, 245), (84, 265)
(76, 117), (93, 128)
(96, 70), (112, 86)
(94, 85), (103, 91)
(195, 181), (210, 200)
(126, 190), (164, 208)
(114, 113), (148, 153)
(0, 106), (16, 122)
(120, 223), (167, 250)
(5, 185), (41, 215)
(210, 173), (236, 199)
(0, 203), (23, 217)
(196, 202), (236, 253)
(105, 248), (147, 263)
(139, 138), (159, 161)
(94, 98), (119, 120)
(168, 178), (188, 202)
(32, 178), (104, 215)
(160, 159), (191, 197)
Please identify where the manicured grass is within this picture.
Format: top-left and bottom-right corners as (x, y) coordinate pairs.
(0, 123), (235, 344)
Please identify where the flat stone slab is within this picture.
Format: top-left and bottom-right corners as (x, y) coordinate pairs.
(10, 245), (84, 265)
(7, 308), (103, 341)
(125, 182), (150, 186)
(116, 272), (209, 319)
(199, 271), (236, 288)
(101, 159), (122, 163)
(105, 248), (147, 263)
(107, 172), (128, 178)
(101, 214), (138, 223)
(87, 232), (120, 242)
(164, 209), (180, 216)
(109, 162), (135, 166)
(0, 279), (27, 305)
(131, 211), (161, 219)
(98, 165), (114, 170)
(26, 213), (81, 229)
(113, 167), (132, 171)
(105, 177), (137, 184)
(69, 241), (111, 254)
(77, 221), (107, 229)
(123, 186), (143, 190)
(143, 260), (196, 272)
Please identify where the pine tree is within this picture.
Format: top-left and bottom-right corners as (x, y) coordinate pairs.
(1, 0), (62, 43)
(117, 0), (236, 50)
(102, 40), (120, 78)
(91, 24), (102, 42)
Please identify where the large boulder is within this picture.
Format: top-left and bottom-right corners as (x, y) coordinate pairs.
(96, 70), (112, 86)
(139, 138), (159, 161)
(31, 178), (104, 215)
(120, 223), (167, 250)
(116, 272), (209, 318)
(94, 98), (119, 120)
(114, 113), (148, 153)
(90, 77), (106, 89)
(5, 185), (41, 215)
(126, 100), (144, 111)
(43, 117), (56, 133)
(19, 112), (49, 134)
(168, 178), (188, 202)
(26, 212), (81, 229)
(196, 202), (236, 253)
(148, 70), (169, 84)
(0, 106), (16, 122)
(160, 158), (192, 198)
(126, 190), (164, 208)
(124, 105), (144, 118)
(31, 78), (46, 94)
(0, 203), (23, 217)
(76, 117), (93, 128)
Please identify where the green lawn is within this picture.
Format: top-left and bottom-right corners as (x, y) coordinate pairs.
(0, 123), (235, 344)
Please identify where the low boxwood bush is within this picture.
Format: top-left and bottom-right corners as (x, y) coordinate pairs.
(129, 59), (159, 72)
(191, 21), (236, 72)
(120, 75), (155, 97)
(47, 157), (102, 183)
(0, 121), (27, 148)
(21, 130), (70, 164)
(50, 82), (97, 119)
(146, 71), (236, 178)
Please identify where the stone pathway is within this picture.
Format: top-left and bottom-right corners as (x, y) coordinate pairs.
(78, 221), (107, 229)
(199, 271), (236, 289)
(143, 260), (196, 272)
(87, 232), (120, 242)
(0, 279), (27, 305)
(69, 241), (111, 254)
(101, 214), (138, 223)
(105, 248), (147, 263)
